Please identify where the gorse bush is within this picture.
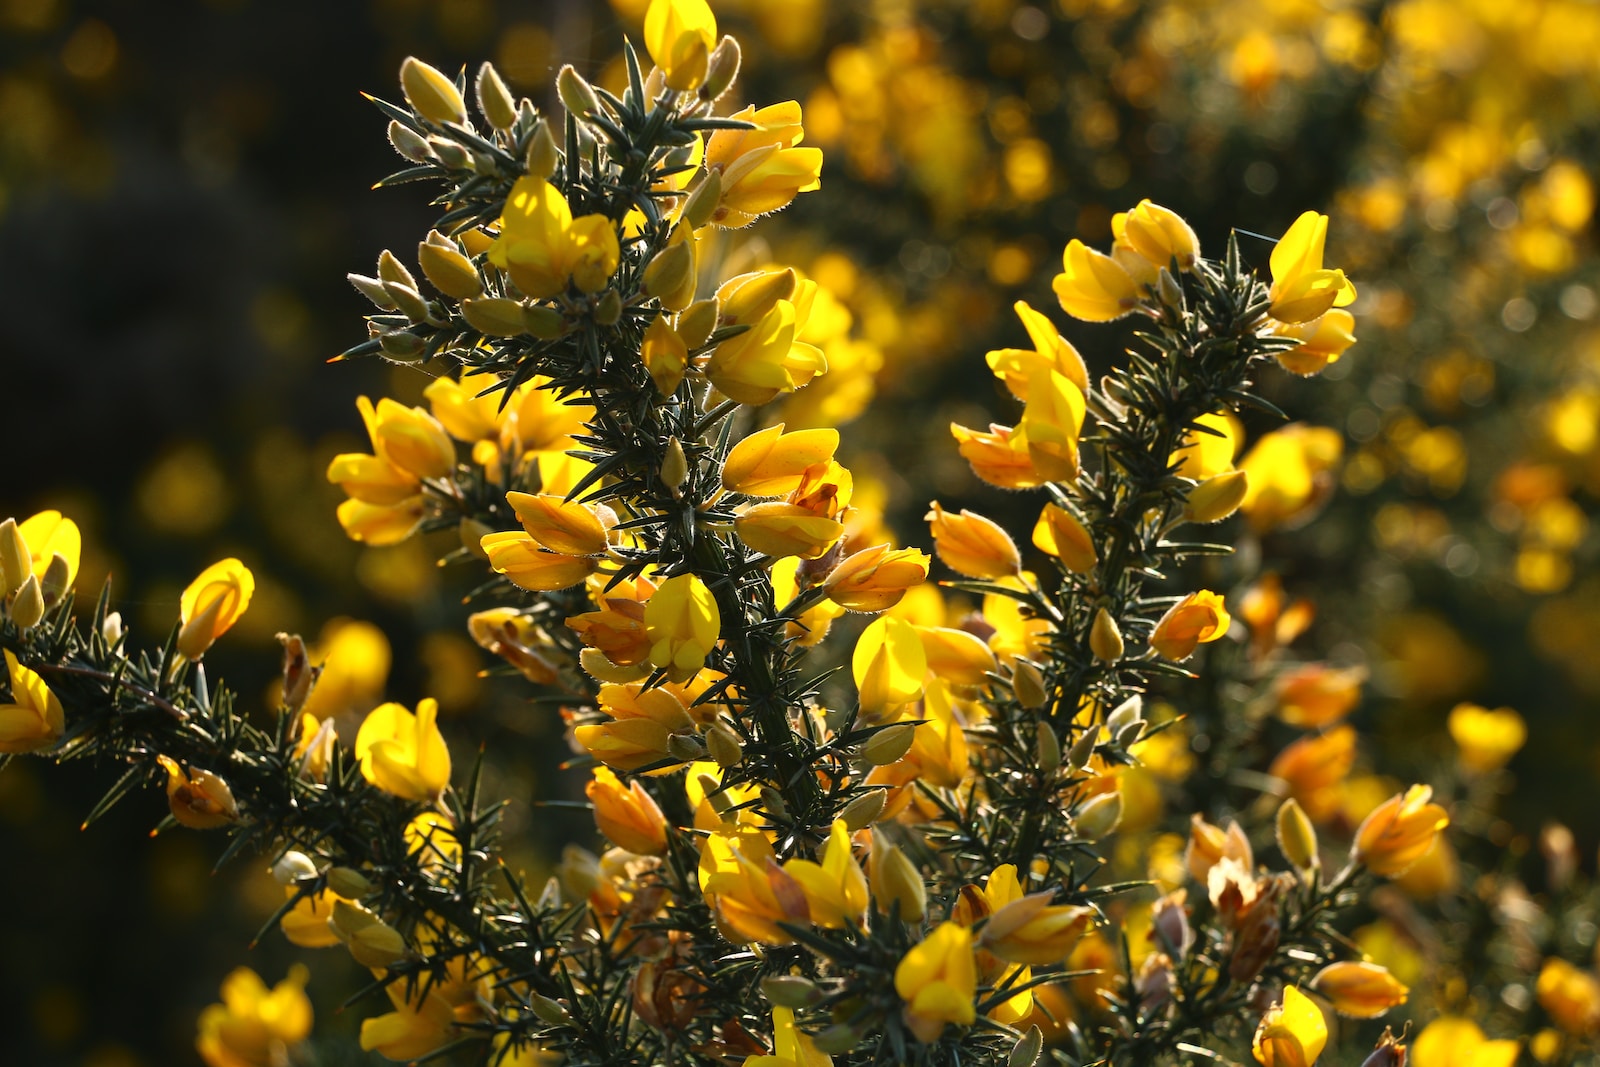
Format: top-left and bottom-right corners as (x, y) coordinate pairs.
(9, 0), (1568, 1064)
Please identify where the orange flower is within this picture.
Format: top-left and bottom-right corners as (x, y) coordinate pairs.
(1351, 785), (1450, 876)
(1149, 590), (1231, 660)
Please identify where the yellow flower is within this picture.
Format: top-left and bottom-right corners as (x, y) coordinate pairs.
(1052, 238), (1141, 321)
(913, 626), (996, 691)
(487, 176), (620, 300)
(1268, 211), (1356, 324)
(1185, 813), (1253, 883)
(705, 102), (823, 228)
(157, 755), (241, 830)
(1447, 703), (1526, 773)
(894, 922), (977, 1043)
(1536, 958), (1600, 1036)
(1268, 725), (1357, 823)
(195, 965), (312, 1067)
(1309, 961), (1408, 1019)
(17, 509), (81, 588)
(1275, 664), (1365, 728)
(1018, 366), (1087, 482)
(1410, 1018), (1519, 1067)
(0, 650), (64, 754)
(355, 698), (452, 802)
(853, 615), (927, 717)
(742, 1005), (834, 1067)
(481, 530), (600, 591)
(404, 810), (461, 870)
(644, 573), (720, 682)
(735, 502), (845, 560)
(979, 891), (1094, 966)
(359, 980), (456, 1061)
(1252, 986), (1328, 1067)
(698, 827), (809, 945)
(1117, 199), (1201, 272)
(641, 313), (690, 396)
(1351, 784), (1449, 876)
(335, 496), (426, 546)
(279, 886), (343, 948)
(1033, 502), (1097, 574)
(821, 544), (929, 613)
(949, 421), (1044, 490)
(506, 491), (613, 556)
(1274, 309), (1357, 376)
(722, 423), (840, 497)
(902, 679), (970, 789)
(178, 558), (255, 661)
(587, 766), (669, 855)
(329, 899), (408, 968)
(784, 819), (868, 929)
(985, 300), (1089, 400)
(1172, 412), (1243, 480)
(1239, 424), (1342, 532)
(1149, 590), (1231, 661)
(357, 396), (457, 481)
(706, 299), (828, 406)
(423, 370), (505, 443)
(926, 502), (1021, 579)
(643, 0), (717, 92)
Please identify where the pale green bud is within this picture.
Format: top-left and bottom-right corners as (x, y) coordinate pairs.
(386, 119), (435, 164)
(400, 57), (467, 126)
(461, 296), (529, 337)
(474, 61), (517, 131)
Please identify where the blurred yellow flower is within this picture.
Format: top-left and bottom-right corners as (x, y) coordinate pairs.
(1410, 1017), (1519, 1067)
(1446, 703), (1526, 773)
(1537, 958), (1600, 1037)
(1309, 961), (1407, 1019)
(741, 1004), (833, 1067)
(1239, 424), (1342, 532)
(195, 965), (312, 1067)
(359, 980), (456, 1061)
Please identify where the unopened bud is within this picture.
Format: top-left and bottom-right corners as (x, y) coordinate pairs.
(531, 992), (574, 1027)
(348, 273), (398, 310)
(676, 298), (718, 348)
(761, 975), (823, 1009)
(1090, 607), (1124, 663)
(1009, 1025), (1044, 1067)
(10, 574), (44, 629)
(706, 720), (742, 767)
(428, 137), (472, 169)
(400, 57), (467, 126)
(861, 723), (916, 766)
(382, 280), (431, 323)
(811, 1024), (861, 1055)
(326, 866), (377, 899)
(643, 240), (694, 303)
(329, 900), (407, 967)
(698, 774), (733, 816)
(524, 304), (567, 339)
(701, 36), (742, 101)
(579, 647), (650, 683)
(1011, 658), (1047, 709)
(1074, 791), (1123, 840)
(1036, 725), (1061, 775)
(1276, 797), (1320, 875)
(526, 118), (559, 177)
(277, 632), (316, 714)
(377, 248), (417, 290)
(661, 436), (689, 495)
(1157, 266), (1184, 311)
(458, 517), (494, 561)
(1067, 727), (1097, 771)
(666, 732), (707, 762)
(0, 519), (28, 599)
(475, 61), (517, 130)
(1105, 695), (1143, 737)
(461, 296), (529, 337)
(39, 552), (70, 606)
(386, 120), (435, 163)
(417, 238), (482, 300)
(557, 64), (600, 119)
(758, 786), (790, 820)
(681, 171), (722, 230)
(101, 611), (124, 648)
(378, 330), (426, 362)
(593, 289), (623, 326)
(839, 788), (887, 831)
(272, 851), (318, 886)
(869, 836), (926, 922)
(1184, 470), (1249, 524)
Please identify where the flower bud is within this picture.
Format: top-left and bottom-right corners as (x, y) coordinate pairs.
(378, 330), (426, 362)
(326, 866), (377, 899)
(811, 1025), (862, 1055)
(0, 518), (29, 599)
(526, 118), (559, 177)
(157, 755), (241, 830)
(706, 720), (742, 767)
(557, 64), (600, 119)
(400, 57), (467, 126)
(461, 296), (528, 337)
(9, 574), (43, 629)
(531, 993), (573, 1027)
(474, 61), (517, 130)
(377, 248), (417, 290)
(1009, 1025), (1044, 1067)
(1074, 791), (1123, 840)
(839, 788), (887, 831)
(1036, 724), (1062, 774)
(1359, 1029), (1407, 1067)
(701, 35), (741, 100)
(272, 851), (318, 886)
(417, 238), (482, 300)
(524, 305), (567, 339)
(862, 723), (917, 766)
(329, 900), (408, 967)
(1276, 797), (1319, 875)
(386, 120), (435, 163)
(1067, 727), (1097, 771)
(38, 552), (70, 607)
(666, 732), (708, 763)
(1157, 266), (1184, 310)
(761, 975), (823, 1009)
(458, 517), (493, 561)
(277, 632), (316, 714)
(348, 272), (398, 310)
(1105, 694), (1143, 736)
(382, 280), (431, 323)
(1090, 607), (1124, 663)
(428, 136), (472, 169)
(661, 436), (689, 495)
(676, 297), (718, 347)
(1011, 658), (1047, 709)
(594, 288), (623, 326)
(101, 611), (124, 648)
(643, 239), (694, 305)
(681, 170), (723, 230)
(869, 835), (926, 922)
(1185, 470), (1250, 523)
